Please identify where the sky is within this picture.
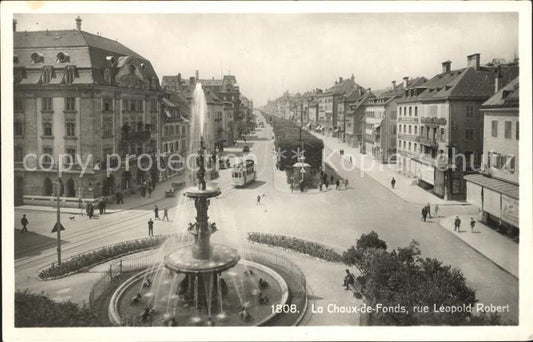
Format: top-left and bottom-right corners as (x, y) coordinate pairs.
(13, 12), (518, 106)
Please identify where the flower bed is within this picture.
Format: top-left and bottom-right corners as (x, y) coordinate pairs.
(38, 235), (169, 280)
(247, 232), (342, 263)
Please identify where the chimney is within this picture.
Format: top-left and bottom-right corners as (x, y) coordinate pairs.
(75, 16), (82, 31)
(494, 65), (503, 93)
(467, 53), (480, 70)
(392, 80), (396, 90)
(442, 60), (451, 73)
(13, 19), (17, 32)
(403, 76), (409, 88)
(351, 74), (355, 81)
(339, 77), (343, 83)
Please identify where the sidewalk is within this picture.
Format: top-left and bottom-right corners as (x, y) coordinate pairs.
(16, 173), (187, 215)
(312, 132), (466, 206)
(439, 215), (518, 278)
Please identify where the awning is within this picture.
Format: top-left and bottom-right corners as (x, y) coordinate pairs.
(464, 174), (519, 199)
(164, 109), (172, 118)
(162, 97), (177, 107)
(334, 128), (340, 133)
(373, 123), (382, 129)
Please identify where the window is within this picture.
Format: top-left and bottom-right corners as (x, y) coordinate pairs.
(409, 107), (412, 116)
(43, 121), (53, 136)
(491, 120), (498, 137)
(122, 99), (129, 111)
(65, 148), (76, 165)
(43, 147), (53, 165)
(504, 121), (512, 139)
(103, 98), (113, 112)
(505, 156), (516, 173)
(137, 99), (144, 112)
(130, 100), (136, 112)
(466, 105), (474, 118)
(150, 99), (157, 112)
(408, 125), (412, 134)
(65, 66), (76, 84)
(516, 122), (519, 140)
(408, 142), (412, 151)
(392, 125), (396, 134)
(15, 146), (24, 162)
(42, 97), (53, 111)
(414, 126), (418, 135)
(414, 107), (418, 117)
(103, 117), (113, 137)
(14, 97), (24, 111)
(31, 52), (44, 63)
(41, 67), (52, 84)
(65, 97), (76, 111)
(465, 128), (474, 141)
(14, 121), (24, 136)
(66, 122), (76, 137)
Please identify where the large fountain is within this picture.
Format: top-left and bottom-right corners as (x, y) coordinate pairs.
(108, 80), (299, 326)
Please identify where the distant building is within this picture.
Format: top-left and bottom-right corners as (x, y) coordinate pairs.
(464, 76), (519, 237)
(13, 17), (163, 205)
(343, 87), (372, 148)
(160, 96), (189, 179)
(396, 54), (518, 200)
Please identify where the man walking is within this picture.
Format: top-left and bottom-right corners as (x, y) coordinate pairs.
(421, 206), (428, 222)
(163, 208), (169, 221)
(20, 214), (29, 233)
(98, 200), (105, 215)
(154, 205), (160, 220)
(257, 195), (261, 205)
(391, 177), (396, 189)
(336, 179), (340, 190)
(454, 216), (462, 232)
(148, 218), (154, 237)
(470, 218), (476, 232)
(434, 204), (439, 217)
(426, 203), (432, 218)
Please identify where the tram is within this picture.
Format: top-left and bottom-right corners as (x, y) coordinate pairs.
(231, 159), (256, 187)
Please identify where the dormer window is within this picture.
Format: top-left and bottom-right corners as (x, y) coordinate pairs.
(56, 52), (70, 63)
(64, 66), (77, 84)
(31, 52), (44, 64)
(41, 67), (53, 84)
(129, 64), (136, 74)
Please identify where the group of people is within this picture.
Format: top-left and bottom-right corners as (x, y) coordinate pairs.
(140, 178), (155, 198)
(421, 203), (438, 222)
(319, 172), (348, 191)
(454, 216), (477, 233)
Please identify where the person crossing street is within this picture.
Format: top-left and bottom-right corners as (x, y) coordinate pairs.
(20, 214), (29, 233)
(148, 218), (154, 237)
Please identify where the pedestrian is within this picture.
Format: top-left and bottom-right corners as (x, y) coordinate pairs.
(426, 203), (432, 218)
(154, 206), (160, 220)
(148, 218), (154, 237)
(290, 182), (294, 193)
(116, 191), (121, 204)
(103, 200), (107, 214)
(325, 178), (329, 190)
(344, 178), (349, 189)
(20, 214), (29, 233)
(434, 204), (439, 217)
(330, 175), (334, 184)
(454, 216), (461, 232)
(470, 218), (476, 232)
(391, 177), (396, 189)
(257, 195), (261, 205)
(163, 208), (169, 221)
(89, 204), (95, 219)
(141, 184), (146, 197)
(319, 183), (323, 191)
(421, 206), (427, 222)
(349, 156), (353, 164)
(300, 181), (304, 192)
(80, 201), (85, 216)
(98, 200), (104, 215)
(336, 179), (340, 190)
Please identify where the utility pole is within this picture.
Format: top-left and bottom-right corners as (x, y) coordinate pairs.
(55, 161), (62, 266)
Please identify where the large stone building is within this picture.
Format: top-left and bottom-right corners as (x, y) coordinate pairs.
(13, 17), (163, 205)
(396, 54), (518, 200)
(363, 78), (426, 163)
(464, 76), (519, 238)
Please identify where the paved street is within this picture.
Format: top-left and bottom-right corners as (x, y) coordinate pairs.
(14, 120), (518, 324)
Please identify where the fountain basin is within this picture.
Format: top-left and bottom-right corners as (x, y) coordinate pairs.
(109, 260), (289, 326)
(165, 244), (240, 274)
(183, 185), (221, 199)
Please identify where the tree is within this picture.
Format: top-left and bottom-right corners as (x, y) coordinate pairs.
(15, 290), (108, 327)
(345, 233), (503, 325)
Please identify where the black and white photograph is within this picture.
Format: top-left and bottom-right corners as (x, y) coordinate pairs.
(2, 1), (532, 341)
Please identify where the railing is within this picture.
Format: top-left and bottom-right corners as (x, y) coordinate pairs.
(420, 117), (447, 125)
(397, 117), (418, 124)
(418, 136), (438, 147)
(397, 134), (419, 142)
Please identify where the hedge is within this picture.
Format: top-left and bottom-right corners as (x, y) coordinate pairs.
(247, 232), (342, 262)
(38, 235), (169, 280)
(266, 115), (324, 171)
(15, 289), (108, 327)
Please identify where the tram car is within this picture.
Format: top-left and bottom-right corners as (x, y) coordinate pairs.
(231, 159), (256, 187)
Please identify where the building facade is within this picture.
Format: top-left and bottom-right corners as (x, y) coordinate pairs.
(13, 17), (163, 205)
(396, 54), (518, 200)
(464, 76), (519, 237)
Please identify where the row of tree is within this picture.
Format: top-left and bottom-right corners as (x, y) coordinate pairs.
(266, 114), (324, 171)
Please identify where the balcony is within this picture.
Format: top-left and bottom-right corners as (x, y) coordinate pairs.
(398, 134), (419, 142)
(397, 117), (418, 124)
(418, 136), (438, 147)
(420, 117), (447, 126)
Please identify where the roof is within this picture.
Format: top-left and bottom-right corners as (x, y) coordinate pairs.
(481, 77), (519, 109)
(368, 77), (427, 106)
(464, 174), (519, 199)
(14, 29), (160, 89)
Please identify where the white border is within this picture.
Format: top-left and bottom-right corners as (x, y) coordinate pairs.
(2, 1), (532, 341)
